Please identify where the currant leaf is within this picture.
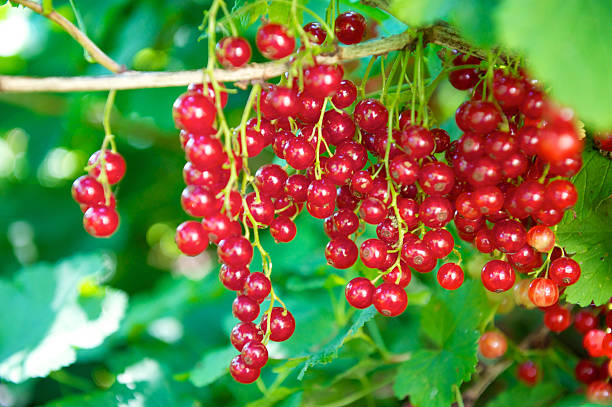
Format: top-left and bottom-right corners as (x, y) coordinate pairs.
(556, 146), (612, 306)
(488, 382), (564, 407)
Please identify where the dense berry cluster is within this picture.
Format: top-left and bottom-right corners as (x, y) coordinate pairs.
(167, 8), (594, 386)
(71, 149), (125, 237)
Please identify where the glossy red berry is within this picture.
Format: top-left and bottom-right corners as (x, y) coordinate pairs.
(549, 257), (581, 286)
(323, 110), (356, 145)
(284, 138), (315, 170)
(587, 381), (612, 404)
(325, 237), (358, 269)
(260, 307), (295, 342)
(297, 92), (324, 123)
(423, 229), (454, 259)
(87, 150), (126, 185)
(526, 225), (555, 253)
(398, 126), (435, 159)
(528, 278), (559, 307)
(270, 216), (297, 243)
(83, 206), (119, 237)
(418, 196), (453, 229)
(576, 360), (599, 384)
(284, 174), (310, 202)
(479, 331), (507, 358)
(360, 238), (388, 269)
(230, 322), (263, 351)
(216, 36), (252, 68)
(72, 175), (105, 206)
(584, 329), (607, 358)
(463, 100), (501, 134)
(175, 220), (208, 256)
(303, 64), (344, 99)
(383, 263), (412, 287)
(517, 361), (539, 386)
(544, 307), (572, 332)
(544, 179), (577, 210)
(219, 264), (250, 291)
(401, 239), (436, 273)
(359, 197), (386, 225)
(232, 295), (260, 322)
(243, 272), (271, 302)
(332, 79), (357, 108)
(418, 162), (455, 196)
(345, 277), (375, 309)
(481, 260), (515, 292)
(372, 283), (407, 317)
(229, 355), (260, 384)
(574, 311), (598, 335)
(185, 135), (225, 170)
(334, 11), (366, 45)
(303, 22), (327, 45)
(241, 341), (268, 369)
(437, 263), (464, 290)
(492, 219), (527, 254)
(172, 91), (216, 134)
(354, 99), (388, 132)
(256, 23), (295, 59)
(218, 236), (253, 267)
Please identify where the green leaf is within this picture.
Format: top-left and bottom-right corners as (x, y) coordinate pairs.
(387, 0), (499, 46)
(297, 307), (377, 380)
(246, 387), (298, 407)
(488, 382), (564, 407)
(393, 280), (488, 406)
(553, 395), (601, 407)
(189, 346), (236, 387)
(268, 1), (292, 25)
(0, 254), (127, 383)
(495, 0), (612, 130)
(232, 0), (269, 30)
(556, 147), (612, 306)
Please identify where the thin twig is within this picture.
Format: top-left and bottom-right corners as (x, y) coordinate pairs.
(10, 0), (123, 73)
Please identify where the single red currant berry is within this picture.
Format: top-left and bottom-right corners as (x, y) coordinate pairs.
(401, 239), (437, 273)
(481, 260), (515, 293)
(232, 295), (260, 322)
(354, 98), (388, 132)
(334, 11), (366, 44)
(336, 140), (368, 171)
(345, 277), (375, 309)
(202, 213), (241, 244)
(528, 277), (559, 308)
(576, 360), (599, 384)
(584, 329), (607, 358)
(175, 220), (208, 256)
(537, 124), (583, 163)
(243, 272), (271, 302)
(181, 185), (221, 217)
(218, 236), (253, 267)
(389, 154), (418, 186)
(325, 237), (358, 269)
(376, 217), (399, 245)
(219, 264), (250, 291)
(260, 307), (295, 342)
(431, 128), (451, 153)
(493, 73), (526, 107)
(229, 355), (260, 384)
(83, 206), (119, 237)
(270, 216), (297, 243)
(383, 263), (412, 287)
(254, 164), (288, 198)
(359, 197), (386, 225)
(418, 162), (455, 196)
(464, 100), (501, 134)
(492, 219), (527, 254)
(230, 322), (263, 351)
(587, 381), (612, 404)
(185, 135), (225, 171)
(303, 22), (327, 45)
(521, 90), (546, 119)
(267, 86), (299, 117)
(87, 150), (126, 185)
(418, 196), (454, 229)
(396, 197), (419, 229)
(284, 174), (310, 202)
(307, 179), (337, 206)
(360, 238), (388, 269)
(472, 186), (504, 215)
(526, 225), (555, 252)
(303, 64), (344, 99)
(398, 125), (435, 159)
(423, 229), (454, 259)
(544, 179), (578, 210)
(574, 311), (598, 335)
(332, 79), (357, 108)
(172, 91), (216, 134)
(517, 361), (539, 386)
(479, 331), (507, 358)
(284, 138), (316, 170)
(544, 307), (572, 332)
(187, 83), (229, 108)
(333, 209), (360, 236)
(548, 257), (581, 286)
(372, 283), (407, 317)
(437, 263), (464, 290)
(241, 341), (268, 369)
(72, 175), (105, 206)
(216, 36), (252, 68)
(297, 91), (324, 123)
(256, 23), (295, 59)
(474, 228), (495, 253)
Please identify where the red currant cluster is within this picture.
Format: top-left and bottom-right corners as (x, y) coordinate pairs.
(478, 306), (612, 403)
(447, 55), (585, 307)
(71, 149), (125, 237)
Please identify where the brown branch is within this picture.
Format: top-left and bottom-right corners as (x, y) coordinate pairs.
(0, 30), (416, 93)
(10, 0), (123, 73)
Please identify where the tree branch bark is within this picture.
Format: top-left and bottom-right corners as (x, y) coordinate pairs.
(9, 0), (123, 73)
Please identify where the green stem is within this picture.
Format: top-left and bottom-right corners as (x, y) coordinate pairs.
(454, 385), (465, 407)
(360, 56), (377, 98)
(218, 0), (238, 37)
(42, 0), (53, 14)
